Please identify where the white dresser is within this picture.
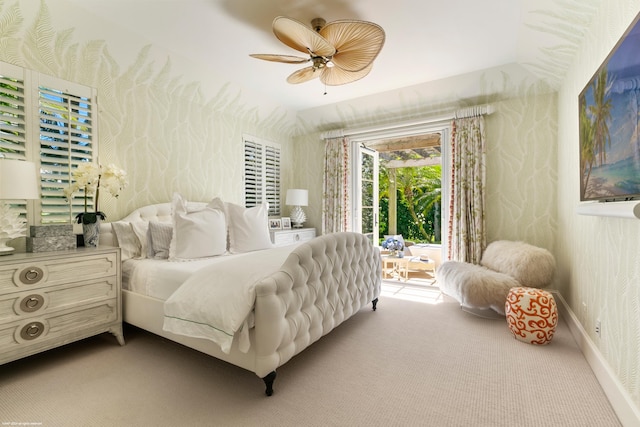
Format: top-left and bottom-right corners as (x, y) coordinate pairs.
(270, 228), (316, 247)
(0, 247), (124, 365)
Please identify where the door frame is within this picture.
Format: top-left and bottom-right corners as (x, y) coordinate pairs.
(347, 123), (450, 257)
(352, 143), (379, 244)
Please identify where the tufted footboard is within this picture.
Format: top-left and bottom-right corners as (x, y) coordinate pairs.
(252, 232), (381, 380)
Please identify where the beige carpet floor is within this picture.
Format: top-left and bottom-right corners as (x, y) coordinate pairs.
(0, 284), (621, 427)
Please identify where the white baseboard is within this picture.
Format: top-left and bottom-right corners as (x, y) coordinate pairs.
(552, 291), (640, 427)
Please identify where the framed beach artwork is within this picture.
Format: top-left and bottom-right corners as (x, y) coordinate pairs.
(579, 11), (640, 202)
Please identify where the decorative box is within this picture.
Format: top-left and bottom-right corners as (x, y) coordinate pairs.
(27, 225), (77, 252)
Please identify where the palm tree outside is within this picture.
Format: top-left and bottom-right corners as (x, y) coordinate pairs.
(379, 163), (442, 244)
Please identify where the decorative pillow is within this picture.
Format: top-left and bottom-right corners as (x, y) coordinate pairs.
(224, 201), (273, 253)
(148, 221), (173, 259)
(169, 193), (227, 261)
(111, 221), (141, 261)
(130, 220), (150, 259)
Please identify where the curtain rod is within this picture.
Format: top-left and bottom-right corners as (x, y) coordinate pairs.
(320, 104), (494, 140)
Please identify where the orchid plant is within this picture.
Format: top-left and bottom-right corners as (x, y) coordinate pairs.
(63, 163), (128, 224)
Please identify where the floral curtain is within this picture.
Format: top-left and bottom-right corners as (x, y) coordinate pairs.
(322, 136), (352, 234)
(447, 116), (486, 263)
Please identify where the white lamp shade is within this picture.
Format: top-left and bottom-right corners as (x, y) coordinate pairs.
(0, 159), (39, 200)
(286, 189), (308, 206)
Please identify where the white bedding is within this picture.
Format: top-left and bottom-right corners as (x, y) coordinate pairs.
(122, 254), (246, 301)
(162, 244), (299, 354)
(122, 256), (235, 300)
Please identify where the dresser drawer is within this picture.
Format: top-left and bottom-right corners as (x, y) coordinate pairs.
(0, 252), (118, 293)
(0, 247), (123, 364)
(0, 277), (118, 323)
(0, 300), (118, 363)
(271, 228), (316, 247)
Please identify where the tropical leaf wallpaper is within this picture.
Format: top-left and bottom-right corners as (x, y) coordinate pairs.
(556, 0), (640, 410)
(1, 0), (638, 415)
(0, 0), (298, 220)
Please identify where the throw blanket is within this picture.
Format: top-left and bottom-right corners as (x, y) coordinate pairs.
(163, 244), (298, 354)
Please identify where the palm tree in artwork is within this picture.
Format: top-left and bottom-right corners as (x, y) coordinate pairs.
(580, 101), (595, 198)
(588, 69), (613, 167)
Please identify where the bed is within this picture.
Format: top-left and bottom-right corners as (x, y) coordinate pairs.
(98, 199), (381, 395)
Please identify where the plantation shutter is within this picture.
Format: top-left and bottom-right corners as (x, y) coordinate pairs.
(243, 136), (281, 216)
(0, 63), (29, 218)
(264, 144), (281, 215)
(37, 76), (96, 224)
(244, 140), (263, 208)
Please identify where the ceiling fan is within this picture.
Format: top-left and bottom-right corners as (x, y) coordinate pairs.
(250, 16), (385, 86)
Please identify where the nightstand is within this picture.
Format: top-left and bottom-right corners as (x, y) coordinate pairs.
(270, 228), (316, 247)
(0, 246), (124, 365)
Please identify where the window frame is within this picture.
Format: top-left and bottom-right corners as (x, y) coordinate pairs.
(0, 60), (97, 226)
(35, 74), (97, 225)
(243, 134), (281, 216)
(0, 62), (30, 222)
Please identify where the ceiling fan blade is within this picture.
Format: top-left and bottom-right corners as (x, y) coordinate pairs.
(249, 54), (309, 64)
(273, 16), (336, 57)
(320, 63), (373, 86)
(320, 20), (385, 72)
(286, 66), (320, 84)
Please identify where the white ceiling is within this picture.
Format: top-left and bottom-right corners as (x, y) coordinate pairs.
(65, 0), (600, 112)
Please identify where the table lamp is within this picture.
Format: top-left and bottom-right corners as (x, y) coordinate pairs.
(0, 159), (39, 254)
(286, 189), (308, 228)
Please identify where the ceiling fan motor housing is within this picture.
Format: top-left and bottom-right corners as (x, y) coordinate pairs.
(312, 56), (327, 70)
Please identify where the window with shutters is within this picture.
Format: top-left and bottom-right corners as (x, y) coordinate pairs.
(243, 135), (280, 216)
(0, 60), (97, 225)
(0, 63), (28, 219)
(38, 77), (96, 224)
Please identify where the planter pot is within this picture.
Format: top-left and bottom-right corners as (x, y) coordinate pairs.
(82, 219), (101, 248)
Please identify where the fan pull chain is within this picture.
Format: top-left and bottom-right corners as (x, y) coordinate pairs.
(324, 82), (327, 95)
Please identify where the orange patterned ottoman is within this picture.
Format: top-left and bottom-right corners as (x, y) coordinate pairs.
(505, 287), (558, 345)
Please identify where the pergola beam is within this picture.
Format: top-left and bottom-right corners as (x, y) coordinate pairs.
(385, 157), (441, 169)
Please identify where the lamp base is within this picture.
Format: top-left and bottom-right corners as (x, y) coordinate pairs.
(290, 205), (306, 229)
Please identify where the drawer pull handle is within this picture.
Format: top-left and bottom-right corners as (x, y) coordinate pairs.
(20, 322), (44, 340)
(20, 294), (45, 312)
(19, 267), (44, 284)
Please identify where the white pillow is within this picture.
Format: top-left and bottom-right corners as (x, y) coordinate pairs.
(148, 221), (173, 259)
(130, 221), (150, 259)
(225, 201), (273, 253)
(169, 193), (227, 261)
(111, 221), (141, 261)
